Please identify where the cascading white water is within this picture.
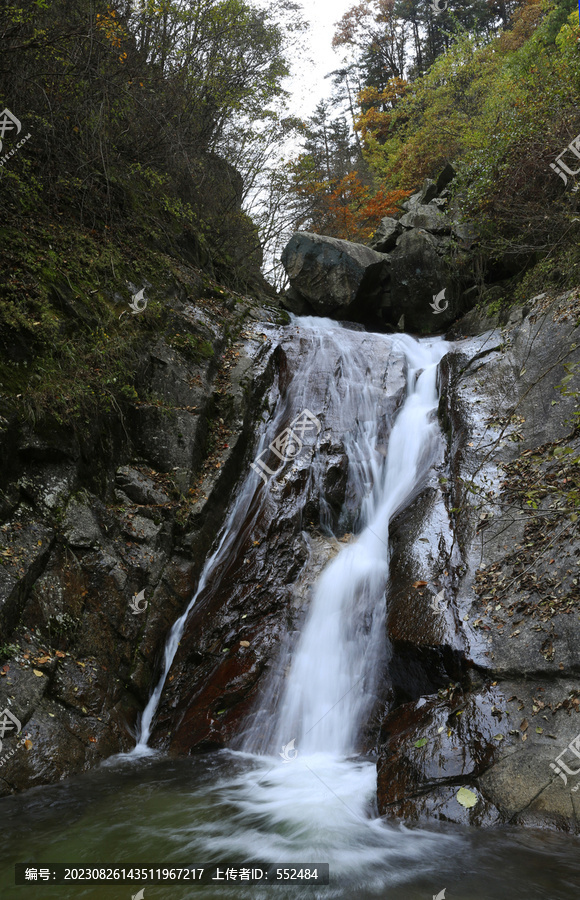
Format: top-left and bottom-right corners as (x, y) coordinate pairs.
(128, 318), (458, 888)
(266, 332), (448, 759)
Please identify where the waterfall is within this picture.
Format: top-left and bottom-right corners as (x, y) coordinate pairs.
(124, 317), (455, 880)
(256, 332), (447, 759)
(134, 320), (447, 757)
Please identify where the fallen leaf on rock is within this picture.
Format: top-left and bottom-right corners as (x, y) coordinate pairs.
(412, 581), (428, 588)
(494, 734), (504, 741)
(35, 656), (50, 664)
(520, 718), (529, 732)
(89, 737), (97, 743)
(456, 787), (478, 808)
(536, 726), (543, 734)
(414, 738), (428, 748)
(24, 740), (33, 750)
(240, 641), (250, 648)
(33, 669), (44, 677)
(55, 651), (66, 658)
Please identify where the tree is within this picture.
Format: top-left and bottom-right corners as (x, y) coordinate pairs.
(0, 0), (298, 283)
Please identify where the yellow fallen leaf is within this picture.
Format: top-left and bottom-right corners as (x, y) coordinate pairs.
(456, 787), (478, 808)
(240, 641), (250, 648)
(24, 740), (33, 750)
(33, 669), (44, 677)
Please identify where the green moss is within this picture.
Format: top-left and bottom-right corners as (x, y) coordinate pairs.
(170, 333), (215, 363)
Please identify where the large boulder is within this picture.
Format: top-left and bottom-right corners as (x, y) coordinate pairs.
(281, 231), (389, 318)
(400, 204), (451, 233)
(369, 217), (402, 253)
(388, 230), (454, 331)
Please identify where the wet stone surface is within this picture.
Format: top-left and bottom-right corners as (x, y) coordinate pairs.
(376, 290), (580, 832)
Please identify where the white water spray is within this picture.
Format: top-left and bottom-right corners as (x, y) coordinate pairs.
(266, 333), (447, 758)
(130, 319), (458, 885)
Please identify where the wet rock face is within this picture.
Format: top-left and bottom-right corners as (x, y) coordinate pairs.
(377, 290), (580, 832)
(377, 687), (504, 827)
(151, 325), (408, 752)
(0, 283), (285, 797)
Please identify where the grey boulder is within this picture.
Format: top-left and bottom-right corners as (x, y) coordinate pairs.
(369, 217), (402, 253)
(389, 230), (454, 331)
(400, 204), (451, 233)
(281, 231), (389, 317)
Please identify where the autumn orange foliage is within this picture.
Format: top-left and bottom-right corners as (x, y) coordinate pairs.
(355, 78), (408, 143)
(307, 171), (411, 242)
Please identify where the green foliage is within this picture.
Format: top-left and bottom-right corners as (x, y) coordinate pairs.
(0, 0), (293, 284)
(170, 333), (215, 363)
(319, 0), (580, 287)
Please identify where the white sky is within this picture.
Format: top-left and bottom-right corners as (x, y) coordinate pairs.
(283, 0), (356, 119)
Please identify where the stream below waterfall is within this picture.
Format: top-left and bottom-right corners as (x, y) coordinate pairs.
(1, 318), (579, 898)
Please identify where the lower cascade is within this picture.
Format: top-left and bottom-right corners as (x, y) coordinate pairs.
(131, 318), (458, 884)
